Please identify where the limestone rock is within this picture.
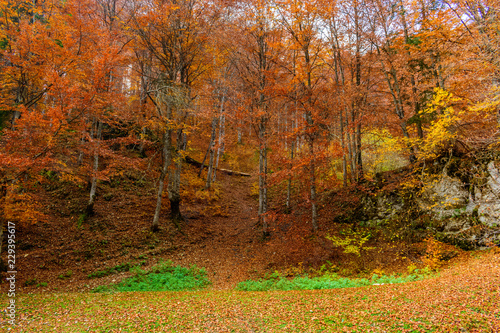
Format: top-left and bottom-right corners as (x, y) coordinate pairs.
(473, 161), (500, 227)
(417, 174), (469, 218)
(360, 160), (500, 248)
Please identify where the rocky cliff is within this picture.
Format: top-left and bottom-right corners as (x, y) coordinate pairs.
(360, 149), (500, 249)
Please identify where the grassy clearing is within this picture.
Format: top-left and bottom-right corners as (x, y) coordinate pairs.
(236, 271), (433, 291)
(92, 260), (211, 293)
(3, 250), (499, 332)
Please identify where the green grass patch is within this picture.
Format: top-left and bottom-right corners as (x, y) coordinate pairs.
(58, 270), (73, 280)
(236, 271), (432, 291)
(92, 260), (210, 292)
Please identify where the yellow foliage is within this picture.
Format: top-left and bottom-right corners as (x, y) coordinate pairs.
(422, 236), (446, 271)
(372, 268), (385, 276)
(250, 181), (259, 197)
(414, 88), (462, 160)
(181, 171), (220, 203)
(58, 172), (86, 186)
(282, 262), (305, 277)
(407, 263), (418, 274)
(4, 186), (48, 224)
(194, 187), (220, 202)
(469, 85), (500, 125)
(326, 227), (374, 256)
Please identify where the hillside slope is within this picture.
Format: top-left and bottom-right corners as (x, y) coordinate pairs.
(0, 159), (481, 293)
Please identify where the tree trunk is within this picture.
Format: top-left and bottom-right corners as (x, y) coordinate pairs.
(237, 126), (242, 145)
(77, 134), (85, 166)
(309, 137), (318, 231)
(353, 7), (364, 182)
(210, 92), (226, 184)
(258, 119), (268, 236)
(205, 117), (218, 188)
(87, 119), (103, 216)
(400, 1), (424, 140)
(340, 109), (348, 187)
(206, 146), (215, 189)
(198, 147), (209, 177)
(347, 129), (355, 183)
(152, 128), (172, 232)
(213, 112), (225, 183)
(286, 139), (295, 213)
(356, 122), (363, 181)
(306, 107), (318, 232)
(168, 129), (186, 227)
(152, 99), (173, 232)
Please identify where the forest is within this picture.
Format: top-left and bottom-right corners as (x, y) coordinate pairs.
(0, 0), (500, 331)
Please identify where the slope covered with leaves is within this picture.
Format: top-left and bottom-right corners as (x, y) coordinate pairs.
(4, 248), (499, 332)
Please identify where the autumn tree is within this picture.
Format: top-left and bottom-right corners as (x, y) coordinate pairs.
(318, 0), (376, 184)
(76, 0), (133, 215)
(227, 0), (286, 235)
(131, 0), (217, 231)
(197, 19), (234, 190)
(0, 1), (48, 129)
(275, 0), (327, 231)
(0, 0), (136, 267)
(0, 0), (137, 213)
(443, 0), (500, 138)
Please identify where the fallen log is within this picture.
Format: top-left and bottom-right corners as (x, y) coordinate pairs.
(184, 156), (251, 177)
(217, 168), (251, 177)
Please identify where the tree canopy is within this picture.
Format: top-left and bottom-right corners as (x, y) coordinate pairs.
(1, 0), (499, 232)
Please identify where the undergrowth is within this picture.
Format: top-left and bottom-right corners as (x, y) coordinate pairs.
(88, 261), (146, 279)
(92, 260), (211, 293)
(236, 270), (434, 292)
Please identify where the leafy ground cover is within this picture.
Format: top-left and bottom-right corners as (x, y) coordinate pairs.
(235, 271), (432, 291)
(92, 260), (210, 293)
(4, 249), (499, 332)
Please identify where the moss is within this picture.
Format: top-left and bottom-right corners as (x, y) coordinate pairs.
(435, 232), (476, 251)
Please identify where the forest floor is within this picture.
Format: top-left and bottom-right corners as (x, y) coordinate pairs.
(3, 237), (500, 331)
(0, 157), (478, 294)
(2, 155), (500, 331)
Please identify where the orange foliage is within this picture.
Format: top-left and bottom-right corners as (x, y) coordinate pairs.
(0, 0), (499, 230)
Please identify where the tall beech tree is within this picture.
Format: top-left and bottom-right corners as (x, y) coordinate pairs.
(79, 0), (132, 215)
(276, 0), (326, 231)
(230, 0), (284, 235)
(131, 0), (215, 231)
(368, 0), (419, 161)
(319, 0), (374, 184)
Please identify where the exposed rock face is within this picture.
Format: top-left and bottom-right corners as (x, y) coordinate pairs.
(361, 160), (500, 249)
(361, 192), (404, 223)
(473, 161), (500, 227)
(417, 175), (469, 217)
